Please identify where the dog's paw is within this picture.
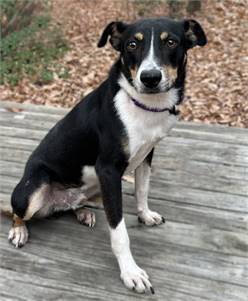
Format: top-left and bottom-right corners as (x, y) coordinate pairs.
(138, 210), (165, 226)
(75, 208), (96, 227)
(8, 224), (29, 248)
(120, 265), (154, 294)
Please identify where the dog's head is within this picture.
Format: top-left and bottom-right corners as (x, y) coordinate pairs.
(98, 18), (207, 95)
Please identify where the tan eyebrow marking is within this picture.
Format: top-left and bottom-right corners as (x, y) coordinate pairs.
(134, 32), (144, 41)
(160, 31), (168, 40)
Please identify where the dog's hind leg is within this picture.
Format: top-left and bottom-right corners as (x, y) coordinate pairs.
(9, 180), (50, 248)
(8, 182), (90, 247)
(73, 184), (102, 227)
(73, 166), (102, 227)
(74, 208), (96, 227)
(8, 214), (29, 248)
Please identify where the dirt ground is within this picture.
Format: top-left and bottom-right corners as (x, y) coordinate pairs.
(1, 0), (248, 127)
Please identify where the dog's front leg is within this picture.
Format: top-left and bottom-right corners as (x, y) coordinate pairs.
(96, 159), (154, 294)
(135, 150), (165, 226)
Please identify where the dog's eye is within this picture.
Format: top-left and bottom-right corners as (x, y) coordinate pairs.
(127, 41), (137, 51)
(166, 39), (178, 49)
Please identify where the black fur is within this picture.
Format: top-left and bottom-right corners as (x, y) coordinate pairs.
(11, 17), (206, 228)
(146, 149), (154, 167)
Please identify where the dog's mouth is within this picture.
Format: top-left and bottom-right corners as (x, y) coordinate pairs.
(134, 82), (175, 95)
(130, 71), (175, 95)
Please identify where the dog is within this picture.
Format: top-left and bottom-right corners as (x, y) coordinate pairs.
(8, 17), (207, 294)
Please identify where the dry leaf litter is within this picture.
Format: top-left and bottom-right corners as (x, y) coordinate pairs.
(0, 0), (247, 127)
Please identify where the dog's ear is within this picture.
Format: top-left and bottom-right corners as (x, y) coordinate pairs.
(183, 19), (207, 49)
(97, 21), (128, 51)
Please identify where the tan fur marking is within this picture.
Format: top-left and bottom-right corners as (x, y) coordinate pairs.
(130, 66), (138, 81)
(134, 32), (143, 41)
(23, 184), (49, 221)
(160, 31), (168, 41)
(164, 66), (178, 82)
(13, 214), (25, 227)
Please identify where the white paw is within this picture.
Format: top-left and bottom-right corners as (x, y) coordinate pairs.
(138, 210), (165, 226)
(75, 208), (96, 227)
(8, 225), (29, 248)
(121, 265), (154, 294)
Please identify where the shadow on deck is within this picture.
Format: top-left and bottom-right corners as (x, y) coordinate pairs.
(0, 101), (248, 301)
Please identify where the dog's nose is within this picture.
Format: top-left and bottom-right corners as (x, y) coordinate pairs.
(140, 69), (162, 89)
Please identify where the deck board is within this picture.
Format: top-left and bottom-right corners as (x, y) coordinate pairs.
(0, 101), (248, 301)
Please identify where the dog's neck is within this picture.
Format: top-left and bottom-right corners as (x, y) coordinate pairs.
(130, 97), (178, 114)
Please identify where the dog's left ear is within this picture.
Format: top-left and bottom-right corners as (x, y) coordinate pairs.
(98, 21), (128, 51)
(183, 19), (207, 49)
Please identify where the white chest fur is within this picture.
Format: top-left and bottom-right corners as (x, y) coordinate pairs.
(114, 89), (177, 174)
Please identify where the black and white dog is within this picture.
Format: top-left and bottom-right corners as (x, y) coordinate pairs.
(8, 18), (206, 294)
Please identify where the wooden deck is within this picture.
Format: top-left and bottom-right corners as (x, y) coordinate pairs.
(0, 101), (248, 301)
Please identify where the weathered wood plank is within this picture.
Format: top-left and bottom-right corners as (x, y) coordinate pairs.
(2, 136), (248, 179)
(1, 213), (248, 301)
(2, 101), (248, 146)
(0, 268), (145, 301)
(2, 158), (247, 214)
(0, 126), (46, 140)
(0, 100), (67, 114)
(123, 182), (248, 213)
(1, 155), (247, 232)
(0, 147), (31, 163)
(1, 137), (39, 151)
(0, 115), (56, 131)
(2, 100), (248, 144)
(0, 154), (248, 212)
(1, 184), (247, 234)
(1, 136), (248, 197)
(152, 155), (248, 181)
(158, 137), (248, 166)
(0, 160), (25, 175)
(150, 169), (248, 196)
(123, 194), (248, 233)
(1, 159), (248, 233)
(171, 122), (248, 145)
(0, 268), (215, 301)
(0, 176), (19, 194)
(1, 204), (248, 258)
(2, 132), (248, 167)
(159, 139), (248, 161)
(150, 174), (248, 202)
(0, 108), (64, 123)
(1, 101), (248, 301)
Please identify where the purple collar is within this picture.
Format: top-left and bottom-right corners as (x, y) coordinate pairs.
(131, 97), (178, 114)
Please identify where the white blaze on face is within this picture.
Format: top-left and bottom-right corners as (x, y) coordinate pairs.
(134, 29), (168, 92)
(137, 30), (158, 78)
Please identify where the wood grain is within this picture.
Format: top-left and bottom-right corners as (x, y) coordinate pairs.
(0, 102), (248, 301)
